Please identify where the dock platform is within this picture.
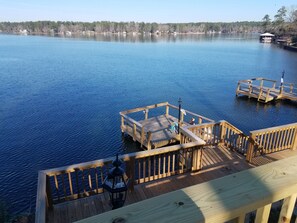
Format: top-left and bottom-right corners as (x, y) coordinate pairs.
(236, 77), (297, 103)
(120, 102), (214, 149)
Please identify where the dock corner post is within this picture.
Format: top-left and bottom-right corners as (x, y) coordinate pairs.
(147, 132), (152, 150)
(140, 127), (145, 147)
(121, 116), (124, 133)
(165, 104), (169, 116)
(133, 123), (136, 141)
(191, 146), (203, 172)
(144, 109), (148, 120)
(46, 175), (53, 211)
(246, 133), (255, 162)
(236, 82), (240, 96)
(219, 121), (226, 146)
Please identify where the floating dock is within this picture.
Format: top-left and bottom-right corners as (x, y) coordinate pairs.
(236, 77), (297, 103)
(120, 102), (214, 149)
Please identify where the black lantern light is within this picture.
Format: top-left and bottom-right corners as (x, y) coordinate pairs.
(102, 154), (129, 209)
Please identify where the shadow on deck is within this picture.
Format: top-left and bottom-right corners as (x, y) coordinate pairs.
(48, 146), (297, 223)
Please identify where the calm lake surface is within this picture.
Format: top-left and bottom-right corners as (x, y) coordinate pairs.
(0, 34), (296, 214)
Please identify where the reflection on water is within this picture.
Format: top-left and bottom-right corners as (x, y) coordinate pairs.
(45, 33), (258, 43)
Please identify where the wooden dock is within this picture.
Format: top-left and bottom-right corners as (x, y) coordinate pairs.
(120, 102), (214, 149)
(236, 77), (297, 103)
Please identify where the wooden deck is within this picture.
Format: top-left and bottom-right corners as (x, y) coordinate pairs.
(236, 78), (297, 103)
(120, 102), (214, 149)
(47, 146), (297, 223)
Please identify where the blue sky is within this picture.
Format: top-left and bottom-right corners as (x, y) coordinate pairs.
(0, 0), (296, 23)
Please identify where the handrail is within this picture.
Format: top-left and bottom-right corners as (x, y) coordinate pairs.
(76, 155), (297, 223)
(246, 122), (297, 161)
(168, 104), (214, 123)
(120, 102), (168, 115)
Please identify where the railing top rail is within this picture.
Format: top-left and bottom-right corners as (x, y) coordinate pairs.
(120, 113), (143, 129)
(250, 122), (297, 135)
(43, 140), (205, 176)
(75, 155), (297, 223)
(120, 102), (168, 115)
(35, 171), (47, 223)
(239, 78), (277, 84)
(168, 104), (214, 123)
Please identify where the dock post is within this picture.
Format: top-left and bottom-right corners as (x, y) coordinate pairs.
(144, 109), (148, 120)
(191, 146), (202, 172)
(219, 121), (226, 145)
(121, 116), (125, 133)
(147, 132), (152, 150)
(165, 104), (169, 116)
(246, 133), (256, 162)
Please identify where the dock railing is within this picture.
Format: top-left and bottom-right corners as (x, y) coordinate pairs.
(82, 154), (297, 223)
(185, 120), (250, 155)
(120, 102), (214, 149)
(246, 122), (297, 162)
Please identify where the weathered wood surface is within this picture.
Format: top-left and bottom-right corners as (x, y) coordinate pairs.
(236, 78), (297, 103)
(76, 153), (297, 223)
(48, 148), (297, 223)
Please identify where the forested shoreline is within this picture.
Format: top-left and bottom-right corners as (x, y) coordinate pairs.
(0, 21), (263, 36)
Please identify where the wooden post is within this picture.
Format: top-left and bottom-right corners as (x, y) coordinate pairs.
(165, 105), (169, 116)
(236, 82), (240, 96)
(121, 116), (125, 133)
(273, 82), (276, 89)
(198, 117), (202, 124)
(46, 175), (53, 210)
(147, 132), (152, 150)
(265, 89), (271, 103)
(260, 79), (263, 88)
(145, 109), (148, 120)
(246, 133), (256, 162)
(140, 127), (145, 147)
(133, 123), (136, 141)
(290, 84), (293, 93)
(191, 146), (202, 172)
(219, 121), (226, 145)
(248, 83), (252, 98)
(126, 157), (135, 191)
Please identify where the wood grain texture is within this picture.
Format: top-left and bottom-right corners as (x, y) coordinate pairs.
(75, 155), (297, 223)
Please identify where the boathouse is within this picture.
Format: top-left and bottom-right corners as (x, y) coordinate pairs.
(259, 33), (275, 43)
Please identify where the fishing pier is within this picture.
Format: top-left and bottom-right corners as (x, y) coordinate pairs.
(120, 102), (213, 149)
(35, 102), (297, 223)
(236, 77), (297, 103)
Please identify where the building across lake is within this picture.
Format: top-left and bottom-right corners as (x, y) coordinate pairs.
(259, 32), (275, 43)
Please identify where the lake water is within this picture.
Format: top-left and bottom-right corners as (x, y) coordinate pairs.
(0, 34), (296, 215)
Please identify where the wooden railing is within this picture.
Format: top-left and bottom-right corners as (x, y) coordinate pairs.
(120, 102), (213, 149)
(81, 155), (297, 223)
(246, 122), (297, 162)
(186, 120), (250, 155)
(35, 139), (205, 223)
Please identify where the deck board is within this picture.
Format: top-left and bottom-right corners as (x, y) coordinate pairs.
(48, 147), (297, 223)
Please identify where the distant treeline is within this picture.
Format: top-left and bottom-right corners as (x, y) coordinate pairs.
(0, 21), (263, 35)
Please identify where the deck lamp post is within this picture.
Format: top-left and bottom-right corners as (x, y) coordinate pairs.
(102, 154), (129, 210)
(178, 98), (182, 134)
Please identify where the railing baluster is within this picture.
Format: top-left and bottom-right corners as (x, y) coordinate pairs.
(54, 174), (60, 202)
(68, 172), (73, 196)
(255, 204), (271, 223)
(278, 193), (297, 223)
